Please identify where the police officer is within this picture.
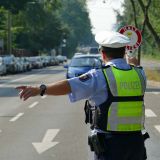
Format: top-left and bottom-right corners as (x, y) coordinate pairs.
(16, 31), (147, 160)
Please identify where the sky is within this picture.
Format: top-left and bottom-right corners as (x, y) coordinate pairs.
(86, 0), (124, 34)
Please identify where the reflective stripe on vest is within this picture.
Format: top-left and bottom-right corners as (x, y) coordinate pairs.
(103, 66), (145, 131)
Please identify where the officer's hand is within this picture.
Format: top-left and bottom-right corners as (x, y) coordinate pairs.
(126, 55), (139, 66)
(16, 86), (40, 101)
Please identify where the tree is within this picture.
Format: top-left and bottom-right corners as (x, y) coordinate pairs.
(0, 8), (7, 51)
(0, 0), (36, 14)
(0, 0), (93, 56)
(13, 1), (63, 53)
(137, 0), (160, 49)
(58, 0), (93, 57)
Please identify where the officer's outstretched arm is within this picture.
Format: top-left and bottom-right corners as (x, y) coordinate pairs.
(46, 80), (71, 95)
(16, 79), (71, 101)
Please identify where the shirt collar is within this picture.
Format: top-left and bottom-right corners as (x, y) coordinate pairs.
(105, 58), (127, 66)
(104, 58), (131, 70)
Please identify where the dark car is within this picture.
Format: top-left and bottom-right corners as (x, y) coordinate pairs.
(64, 55), (102, 79)
(89, 47), (99, 54)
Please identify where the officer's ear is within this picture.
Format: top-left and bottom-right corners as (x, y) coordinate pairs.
(102, 51), (107, 60)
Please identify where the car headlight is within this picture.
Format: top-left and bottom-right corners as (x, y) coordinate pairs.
(67, 70), (75, 78)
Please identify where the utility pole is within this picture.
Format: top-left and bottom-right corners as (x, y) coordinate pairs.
(7, 11), (12, 55)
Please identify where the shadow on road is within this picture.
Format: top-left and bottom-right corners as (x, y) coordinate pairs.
(146, 88), (160, 92)
(0, 87), (18, 97)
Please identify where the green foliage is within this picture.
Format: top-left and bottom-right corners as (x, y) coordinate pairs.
(0, 7), (6, 33)
(148, 1), (160, 37)
(58, 0), (93, 57)
(0, 0), (93, 56)
(0, 0), (36, 14)
(13, 1), (63, 52)
(0, 7), (8, 50)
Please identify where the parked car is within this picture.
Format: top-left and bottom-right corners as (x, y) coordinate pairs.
(28, 56), (43, 69)
(23, 57), (32, 71)
(40, 56), (49, 67)
(64, 54), (102, 78)
(48, 56), (57, 66)
(51, 56), (59, 65)
(14, 57), (24, 73)
(3, 55), (17, 74)
(0, 57), (7, 75)
(56, 55), (67, 63)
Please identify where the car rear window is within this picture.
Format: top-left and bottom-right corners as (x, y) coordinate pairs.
(70, 57), (101, 67)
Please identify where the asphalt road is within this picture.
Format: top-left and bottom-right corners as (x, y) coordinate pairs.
(0, 65), (160, 160)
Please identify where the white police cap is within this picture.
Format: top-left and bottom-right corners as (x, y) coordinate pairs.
(95, 31), (130, 48)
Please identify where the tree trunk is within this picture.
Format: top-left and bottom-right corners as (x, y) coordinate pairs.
(138, 0), (160, 49)
(130, 0), (138, 28)
(130, 0), (141, 65)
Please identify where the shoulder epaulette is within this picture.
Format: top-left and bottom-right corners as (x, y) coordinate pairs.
(102, 64), (112, 69)
(136, 65), (143, 69)
(130, 64), (143, 69)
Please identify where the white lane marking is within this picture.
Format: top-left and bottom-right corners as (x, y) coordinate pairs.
(146, 92), (160, 95)
(32, 129), (60, 154)
(28, 101), (39, 109)
(145, 109), (157, 117)
(9, 113), (24, 122)
(155, 125), (160, 133)
(41, 95), (47, 99)
(152, 92), (160, 95)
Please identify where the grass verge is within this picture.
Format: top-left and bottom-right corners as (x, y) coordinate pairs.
(145, 69), (160, 82)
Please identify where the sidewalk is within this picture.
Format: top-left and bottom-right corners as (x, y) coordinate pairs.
(147, 80), (160, 87)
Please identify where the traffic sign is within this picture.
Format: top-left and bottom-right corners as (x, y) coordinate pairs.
(119, 25), (142, 51)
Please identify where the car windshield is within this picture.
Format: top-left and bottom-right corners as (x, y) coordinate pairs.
(70, 57), (101, 67)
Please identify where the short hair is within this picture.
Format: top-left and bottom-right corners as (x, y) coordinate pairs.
(100, 46), (125, 59)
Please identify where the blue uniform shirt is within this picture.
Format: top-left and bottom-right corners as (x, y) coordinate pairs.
(68, 58), (146, 106)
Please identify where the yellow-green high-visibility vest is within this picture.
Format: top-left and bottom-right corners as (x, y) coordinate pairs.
(102, 65), (146, 132)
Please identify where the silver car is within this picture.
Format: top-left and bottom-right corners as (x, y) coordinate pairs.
(0, 57), (7, 75)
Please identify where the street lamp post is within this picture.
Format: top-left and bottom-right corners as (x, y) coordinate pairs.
(61, 38), (66, 56)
